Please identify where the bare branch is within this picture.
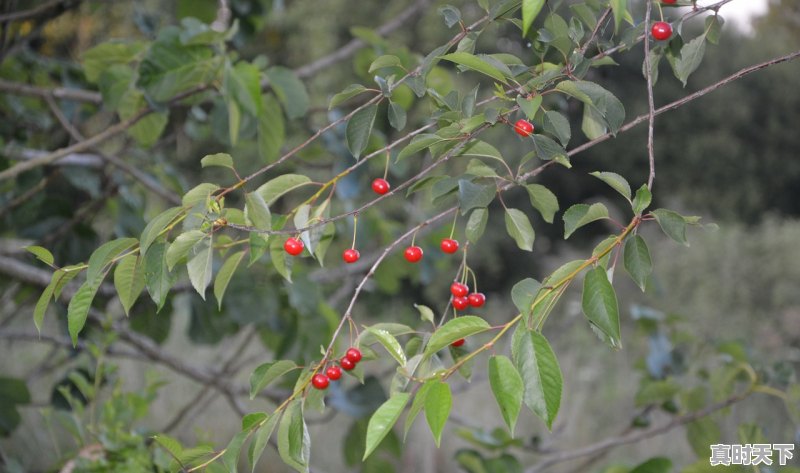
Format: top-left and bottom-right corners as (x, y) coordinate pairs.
(0, 78), (101, 104)
(0, 0), (80, 24)
(644, 0), (657, 190)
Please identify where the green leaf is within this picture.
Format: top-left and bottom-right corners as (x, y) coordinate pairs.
(516, 95), (542, 120)
(245, 193), (272, 231)
(201, 153), (234, 170)
(24, 246), (54, 266)
(610, 0), (628, 33)
(525, 184), (558, 223)
(33, 277), (56, 333)
(630, 458), (672, 473)
(249, 413), (280, 472)
(278, 400), (310, 473)
(466, 208), (489, 244)
(424, 381), (452, 447)
(511, 278), (541, 319)
(459, 140), (504, 161)
(581, 266), (622, 348)
(531, 135), (568, 162)
(266, 66), (309, 119)
(387, 101), (406, 131)
(424, 316), (490, 357)
(511, 328), (563, 429)
(113, 254), (146, 316)
(557, 80), (625, 135)
(705, 15), (724, 45)
(140, 207), (183, 256)
(329, 84), (370, 109)
(364, 393), (411, 460)
(465, 159), (499, 179)
(542, 111), (571, 146)
(227, 96), (242, 146)
(504, 208), (535, 251)
(438, 5), (462, 28)
(369, 55), (402, 73)
(458, 180), (496, 215)
(214, 250), (246, 310)
(255, 174), (312, 206)
(346, 104), (379, 159)
(143, 241), (176, 312)
(522, 0), (546, 37)
(365, 328), (407, 367)
(83, 41), (146, 83)
(396, 134), (446, 162)
(249, 360), (297, 399)
(686, 417), (720, 458)
(186, 237), (213, 299)
(222, 429), (249, 473)
(404, 381), (434, 439)
(258, 93), (285, 163)
(67, 281), (101, 346)
(138, 29), (219, 101)
(623, 236), (652, 292)
(166, 230), (206, 270)
(439, 52), (509, 84)
(675, 35), (706, 87)
(182, 183), (219, 207)
(224, 61), (262, 116)
(589, 171), (631, 200)
(563, 203), (609, 239)
(632, 184), (652, 215)
(488, 355), (524, 435)
(86, 238), (138, 284)
(635, 379), (681, 407)
(652, 209), (689, 246)
(414, 304), (435, 324)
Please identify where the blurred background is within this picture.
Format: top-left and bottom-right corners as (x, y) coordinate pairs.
(0, 0), (798, 472)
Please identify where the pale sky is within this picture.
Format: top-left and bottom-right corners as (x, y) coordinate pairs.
(698, 0), (770, 32)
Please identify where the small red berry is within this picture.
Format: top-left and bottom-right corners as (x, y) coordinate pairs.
(452, 296), (469, 311)
(340, 357), (355, 371)
(404, 246), (423, 263)
(651, 21), (673, 41)
(662, 0), (677, 4)
(514, 119), (534, 137)
(345, 348), (362, 363)
(468, 292), (486, 308)
(326, 365), (342, 380)
(371, 178), (390, 195)
(450, 282), (469, 297)
(312, 374), (329, 390)
(342, 249), (360, 263)
(451, 338), (465, 347)
(284, 238), (304, 256)
(440, 238), (459, 254)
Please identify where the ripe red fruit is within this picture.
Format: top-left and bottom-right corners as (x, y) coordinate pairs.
(284, 238), (304, 256)
(452, 296), (469, 310)
(468, 292), (486, 308)
(514, 119), (534, 137)
(342, 249), (360, 263)
(371, 178), (390, 195)
(345, 348), (362, 363)
(339, 357), (355, 371)
(404, 246), (423, 263)
(451, 338), (465, 347)
(450, 282), (469, 297)
(326, 365), (342, 380)
(440, 238), (459, 254)
(662, 0), (677, 3)
(651, 21), (672, 41)
(312, 374), (330, 390)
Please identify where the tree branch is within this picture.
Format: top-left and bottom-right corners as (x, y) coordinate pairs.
(0, 0), (80, 24)
(0, 78), (101, 104)
(643, 0), (656, 190)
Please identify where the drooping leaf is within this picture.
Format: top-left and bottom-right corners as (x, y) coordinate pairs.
(581, 266), (622, 348)
(33, 276), (57, 333)
(651, 209), (689, 246)
(563, 203), (609, 238)
(113, 253), (146, 316)
(245, 193), (272, 231)
(258, 93), (285, 163)
(224, 61), (262, 116)
(67, 281), (101, 346)
(531, 135), (568, 162)
(632, 184), (652, 215)
(542, 110), (571, 146)
(186, 237), (213, 300)
(516, 94), (542, 120)
(214, 250), (246, 310)
(86, 238), (138, 284)
(424, 316), (491, 357)
(623, 235), (652, 292)
(466, 208), (489, 243)
(166, 230), (206, 270)
(590, 171), (631, 200)
(364, 393), (411, 460)
(458, 180), (496, 215)
(525, 184), (559, 223)
(277, 400), (310, 473)
(488, 355), (524, 435)
(504, 208), (535, 251)
(675, 35), (707, 87)
(522, 0), (546, 37)
(250, 360), (298, 399)
(222, 429), (249, 473)
(140, 207), (183, 255)
(345, 104), (378, 159)
(610, 0), (628, 33)
(387, 101), (407, 131)
(424, 381), (452, 447)
(365, 328), (407, 367)
(143, 241), (177, 312)
(511, 328), (563, 429)
(511, 278), (541, 319)
(266, 66), (309, 119)
(249, 413), (280, 472)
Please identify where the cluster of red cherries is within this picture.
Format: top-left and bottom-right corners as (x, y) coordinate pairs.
(311, 347), (363, 390)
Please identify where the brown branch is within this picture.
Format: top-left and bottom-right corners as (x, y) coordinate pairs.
(644, 0), (656, 190)
(525, 390), (752, 473)
(0, 0), (79, 23)
(0, 78), (101, 104)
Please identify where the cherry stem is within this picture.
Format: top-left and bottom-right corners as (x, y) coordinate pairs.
(383, 150), (390, 180)
(351, 213), (358, 249)
(467, 266), (478, 292)
(449, 209), (458, 239)
(411, 230), (417, 247)
(656, 1), (664, 21)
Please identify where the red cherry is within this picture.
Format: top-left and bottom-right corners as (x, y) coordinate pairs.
(371, 178), (390, 195)
(452, 296), (469, 311)
(284, 238), (304, 256)
(468, 292), (486, 308)
(339, 357), (355, 371)
(342, 249), (360, 263)
(326, 365), (342, 380)
(404, 246), (423, 263)
(451, 338), (465, 347)
(651, 21), (673, 41)
(514, 119), (534, 137)
(440, 239), (459, 254)
(345, 348), (362, 363)
(662, 0), (677, 3)
(450, 282), (469, 297)
(312, 374), (329, 390)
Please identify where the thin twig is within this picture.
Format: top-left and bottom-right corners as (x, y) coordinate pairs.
(644, 0), (657, 190)
(0, 0), (77, 23)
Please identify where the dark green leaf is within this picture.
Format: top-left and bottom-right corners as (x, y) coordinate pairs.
(364, 393), (411, 460)
(249, 413), (280, 472)
(201, 152), (235, 170)
(581, 266), (622, 348)
(623, 235), (652, 291)
(278, 400), (310, 473)
(255, 174), (312, 206)
(652, 209), (689, 246)
(525, 184), (558, 223)
(504, 208), (535, 251)
(511, 328), (562, 429)
(610, 0), (627, 32)
(144, 241), (177, 312)
(186, 237), (213, 299)
(266, 66), (309, 119)
(388, 101), (407, 131)
(589, 171), (631, 200)
(458, 180), (496, 215)
(224, 61), (262, 116)
(113, 253), (146, 316)
(140, 207), (183, 256)
(258, 93), (285, 163)
(629, 458), (672, 473)
(563, 203), (609, 238)
(511, 278), (541, 319)
(424, 381), (452, 447)
(438, 5), (462, 28)
(439, 52), (509, 84)
(138, 29), (219, 101)
(675, 35), (706, 87)
(396, 134), (446, 162)
(24, 246), (54, 266)
(522, 0), (546, 37)
(346, 104), (379, 159)
(542, 111), (571, 146)
(67, 281), (101, 346)
(329, 84), (370, 109)
(214, 250), (246, 310)
(83, 41), (146, 83)
(424, 316), (491, 358)
(632, 184), (652, 215)
(249, 360), (297, 399)
(531, 135), (568, 162)
(466, 208), (489, 243)
(488, 355), (524, 435)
